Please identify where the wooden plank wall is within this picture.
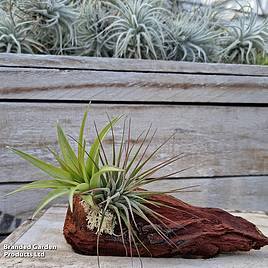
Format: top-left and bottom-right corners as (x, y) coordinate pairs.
(0, 53), (267, 222)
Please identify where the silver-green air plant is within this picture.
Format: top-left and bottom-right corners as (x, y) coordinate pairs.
(74, 0), (111, 57)
(168, 6), (220, 62)
(0, 0), (13, 11)
(0, 8), (44, 53)
(15, 0), (78, 54)
(102, 0), (169, 59)
(218, 6), (268, 64)
(6, 109), (196, 263)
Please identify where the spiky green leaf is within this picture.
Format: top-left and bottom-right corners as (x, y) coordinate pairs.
(8, 147), (73, 181)
(32, 188), (69, 218)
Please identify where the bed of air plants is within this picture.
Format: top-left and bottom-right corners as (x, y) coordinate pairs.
(6, 108), (268, 263)
(0, 0), (268, 64)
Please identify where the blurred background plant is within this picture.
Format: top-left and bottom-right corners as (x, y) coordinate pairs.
(15, 0), (78, 54)
(102, 0), (170, 59)
(0, 0), (267, 64)
(74, 0), (112, 57)
(217, 4), (268, 64)
(167, 6), (220, 62)
(0, 3), (44, 53)
(257, 54), (268, 64)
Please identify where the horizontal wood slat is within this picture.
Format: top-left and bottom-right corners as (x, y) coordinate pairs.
(0, 68), (268, 104)
(0, 54), (267, 221)
(1, 176), (267, 222)
(1, 53), (268, 76)
(1, 103), (267, 183)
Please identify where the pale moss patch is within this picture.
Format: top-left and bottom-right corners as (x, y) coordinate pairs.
(80, 200), (116, 235)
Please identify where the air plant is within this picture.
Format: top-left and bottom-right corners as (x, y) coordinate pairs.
(102, 0), (170, 59)
(218, 6), (268, 64)
(257, 53), (268, 65)
(6, 108), (195, 263)
(0, 0), (10, 11)
(6, 110), (123, 217)
(0, 8), (44, 53)
(168, 7), (220, 62)
(75, 0), (111, 57)
(15, 0), (78, 54)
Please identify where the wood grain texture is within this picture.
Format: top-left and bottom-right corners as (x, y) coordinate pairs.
(1, 206), (268, 268)
(0, 67), (268, 103)
(1, 176), (267, 223)
(1, 103), (268, 182)
(1, 53), (268, 76)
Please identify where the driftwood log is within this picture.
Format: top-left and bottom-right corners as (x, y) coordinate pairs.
(63, 195), (268, 258)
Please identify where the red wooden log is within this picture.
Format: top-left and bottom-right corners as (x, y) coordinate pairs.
(63, 195), (268, 258)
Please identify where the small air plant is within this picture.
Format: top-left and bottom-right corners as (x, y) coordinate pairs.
(218, 6), (268, 64)
(6, 110), (123, 218)
(75, 0), (111, 57)
(15, 0), (78, 54)
(0, 8), (44, 53)
(6, 108), (195, 265)
(168, 7), (220, 62)
(257, 53), (268, 65)
(103, 0), (169, 59)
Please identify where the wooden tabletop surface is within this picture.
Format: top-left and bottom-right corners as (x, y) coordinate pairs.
(0, 205), (268, 268)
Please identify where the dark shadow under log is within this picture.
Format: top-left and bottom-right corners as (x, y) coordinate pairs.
(63, 195), (268, 258)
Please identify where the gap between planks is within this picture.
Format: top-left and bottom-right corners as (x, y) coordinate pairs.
(1, 99), (268, 108)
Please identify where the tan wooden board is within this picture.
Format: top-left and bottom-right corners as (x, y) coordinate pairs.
(1, 53), (268, 76)
(1, 103), (267, 183)
(0, 67), (268, 103)
(0, 205), (267, 268)
(1, 176), (268, 222)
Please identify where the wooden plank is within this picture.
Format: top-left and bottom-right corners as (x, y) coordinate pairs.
(0, 67), (268, 103)
(0, 103), (268, 182)
(1, 103), (267, 181)
(1, 176), (268, 222)
(0, 206), (267, 267)
(0, 53), (268, 76)
(0, 184), (65, 222)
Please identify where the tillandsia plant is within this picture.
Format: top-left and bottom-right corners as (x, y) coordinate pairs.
(6, 110), (124, 218)
(0, 0), (267, 64)
(0, 8), (44, 53)
(167, 6), (220, 62)
(15, 0), (78, 54)
(0, 0), (13, 11)
(257, 53), (268, 65)
(6, 108), (196, 263)
(218, 5), (268, 64)
(102, 0), (170, 59)
(74, 0), (111, 57)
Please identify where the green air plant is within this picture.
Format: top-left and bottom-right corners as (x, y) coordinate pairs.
(6, 109), (195, 262)
(74, 0), (111, 57)
(102, 0), (169, 59)
(15, 0), (78, 54)
(6, 110), (124, 218)
(168, 7), (220, 62)
(0, 8), (44, 53)
(218, 6), (268, 64)
(257, 54), (268, 65)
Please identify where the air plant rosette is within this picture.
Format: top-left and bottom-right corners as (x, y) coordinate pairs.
(6, 109), (268, 264)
